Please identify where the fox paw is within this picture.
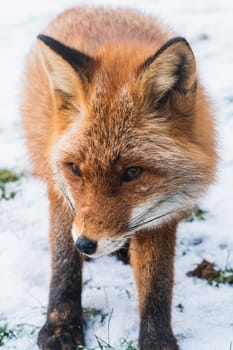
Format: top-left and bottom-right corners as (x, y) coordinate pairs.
(37, 322), (84, 350)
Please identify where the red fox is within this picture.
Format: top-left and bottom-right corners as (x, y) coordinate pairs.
(20, 6), (216, 350)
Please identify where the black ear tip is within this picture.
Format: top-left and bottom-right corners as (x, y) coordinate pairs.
(138, 36), (193, 75)
(169, 36), (189, 44)
(36, 33), (95, 78)
(37, 33), (44, 41)
(163, 36), (192, 52)
(37, 34), (56, 47)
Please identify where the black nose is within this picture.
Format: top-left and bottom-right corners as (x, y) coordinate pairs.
(75, 237), (97, 255)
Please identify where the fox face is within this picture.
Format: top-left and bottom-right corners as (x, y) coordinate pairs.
(38, 35), (215, 257)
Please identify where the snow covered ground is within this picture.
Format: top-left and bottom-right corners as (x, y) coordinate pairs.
(0, 0), (233, 349)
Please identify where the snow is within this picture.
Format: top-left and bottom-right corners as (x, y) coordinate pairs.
(0, 0), (233, 349)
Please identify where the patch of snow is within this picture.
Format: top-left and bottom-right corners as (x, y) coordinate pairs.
(0, 1), (233, 349)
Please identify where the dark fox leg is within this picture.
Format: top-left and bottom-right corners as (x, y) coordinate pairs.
(38, 188), (84, 350)
(130, 224), (178, 350)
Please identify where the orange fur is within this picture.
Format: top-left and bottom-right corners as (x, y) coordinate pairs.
(21, 7), (216, 350)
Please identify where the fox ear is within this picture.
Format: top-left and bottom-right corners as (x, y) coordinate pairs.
(37, 34), (95, 110)
(137, 37), (197, 119)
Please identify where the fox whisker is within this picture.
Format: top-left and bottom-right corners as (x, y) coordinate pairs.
(126, 205), (190, 236)
(128, 191), (194, 231)
(128, 192), (181, 227)
(57, 181), (75, 213)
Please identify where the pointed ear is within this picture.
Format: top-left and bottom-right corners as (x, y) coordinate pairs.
(137, 37), (197, 119)
(37, 34), (96, 111)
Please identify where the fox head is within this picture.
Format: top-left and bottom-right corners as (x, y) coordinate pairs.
(38, 34), (216, 257)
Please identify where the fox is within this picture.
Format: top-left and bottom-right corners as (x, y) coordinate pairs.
(20, 6), (216, 350)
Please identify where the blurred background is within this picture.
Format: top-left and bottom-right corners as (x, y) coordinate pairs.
(0, 1), (232, 349)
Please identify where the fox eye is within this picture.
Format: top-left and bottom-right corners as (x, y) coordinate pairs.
(70, 163), (81, 176)
(122, 167), (143, 182)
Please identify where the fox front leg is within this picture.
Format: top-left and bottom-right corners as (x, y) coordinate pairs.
(130, 225), (178, 350)
(37, 188), (84, 350)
